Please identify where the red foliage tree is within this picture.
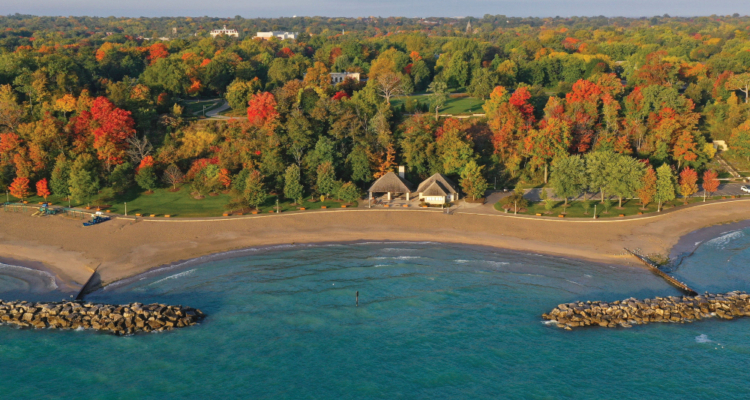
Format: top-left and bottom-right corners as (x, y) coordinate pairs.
(701, 170), (719, 201)
(332, 91), (350, 101)
(247, 92), (279, 127)
(36, 178), (50, 200)
(90, 97), (136, 169)
(9, 176), (30, 201)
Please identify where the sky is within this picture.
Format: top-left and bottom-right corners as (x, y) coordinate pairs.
(4, 0), (749, 18)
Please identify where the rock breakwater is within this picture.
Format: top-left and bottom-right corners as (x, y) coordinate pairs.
(0, 300), (205, 335)
(543, 291), (750, 330)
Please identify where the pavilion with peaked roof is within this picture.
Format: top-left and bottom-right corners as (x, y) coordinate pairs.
(368, 171), (414, 202)
(416, 173), (459, 205)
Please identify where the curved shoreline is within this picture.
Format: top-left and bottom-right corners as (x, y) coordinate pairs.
(1, 200), (750, 293)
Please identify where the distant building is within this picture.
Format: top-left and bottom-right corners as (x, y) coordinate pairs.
(210, 25), (239, 38)
(330, 72), (361, 84)
(255, 31), (298, 40)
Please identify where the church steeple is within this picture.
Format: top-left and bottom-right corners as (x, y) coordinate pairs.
(466, 20), (472, 34)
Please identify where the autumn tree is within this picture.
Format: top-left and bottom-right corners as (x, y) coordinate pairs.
(247, 92), (279, 127)
(218, 168), (232, 190)
(725, 73), (750, 103)
(550, 155), (587, 207)
(702, 170), (719, 202)
(436, 119), (475, 175)
(636, 166), (657, 209)
(9, 177), (30, 201)
(678, 167), (698, 204)
(284, 164), (304, 204)
(672, 131), (700, 169)
(524, 117), (571, 183)
(374, 143), (396, 179)
(244, 169), (267, 210)
(36, 178), (50, 201)
(0, 85), (23, 132)
(655, 164), (676, 211)
(460, 160), (488, 201)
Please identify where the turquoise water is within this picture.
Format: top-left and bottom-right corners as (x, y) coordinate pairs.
(2, 236), (750, 399)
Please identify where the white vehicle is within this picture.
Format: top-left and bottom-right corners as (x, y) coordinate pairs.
(741, 185), (750, 194)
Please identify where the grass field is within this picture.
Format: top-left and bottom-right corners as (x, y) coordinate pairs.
(494, 196), (730, 218)
(391, 95), (485, 115)
(4, 185), (357, 218)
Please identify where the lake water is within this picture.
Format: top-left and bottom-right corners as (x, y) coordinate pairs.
(1, 236), (750, 399)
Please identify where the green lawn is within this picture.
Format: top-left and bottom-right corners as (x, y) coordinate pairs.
(391, 95), (485, 115)
(494, 196), (731, 218)
(5, 184), (358, 218)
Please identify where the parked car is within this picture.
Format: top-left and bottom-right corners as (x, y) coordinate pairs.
(741, 185), (750, 194)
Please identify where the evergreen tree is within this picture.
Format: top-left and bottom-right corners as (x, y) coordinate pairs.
(135, 166), (157, 192)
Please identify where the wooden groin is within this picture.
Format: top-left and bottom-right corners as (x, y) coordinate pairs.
(624, 248), (698, 296)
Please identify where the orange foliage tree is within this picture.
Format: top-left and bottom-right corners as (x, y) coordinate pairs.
(147, 43), (169, 65)
(36, 178), (50, 200)
(678, 167), (698, 204)
(218, 168), (232, 189)
(9, 176), (30, 201)
(636, 166), (657, 208)
(247, 92), (279, 127)
(701, 170), (719, 202)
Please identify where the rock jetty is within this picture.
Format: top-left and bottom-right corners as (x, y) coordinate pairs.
(0, 300), (205, 335)
(543, 291), (750, 330)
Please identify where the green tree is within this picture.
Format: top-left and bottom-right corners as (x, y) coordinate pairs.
(244, 169), (267, 210)
(427, 81), (448, 121)
(467, 68), (498, 99)
(284, 164), (304, 204)
(225, 79), (254, 111)
(316, 161), (337, 200)
(655, 164), (676, 211)
(460, 160), (488, 200)
(109, 162), (132, 193)
(135, 166), (158, 192)
(730, 121), (750, 162)
(550, 155), (587, 207)
(585, 150), (617, 201)
(69, 154), (99, 207)
(347, 146), (372, 184)
(606, 155), (645, 208)
(50, 154), (71, 198)
(337, 181), (361, 203)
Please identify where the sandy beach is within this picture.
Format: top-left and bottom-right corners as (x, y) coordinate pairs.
(2, 200), (750, 292)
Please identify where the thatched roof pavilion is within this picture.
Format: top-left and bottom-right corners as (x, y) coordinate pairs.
(368, 171), (414, 201)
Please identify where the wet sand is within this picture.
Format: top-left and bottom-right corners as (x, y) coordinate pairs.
(2, 200), (750, 291)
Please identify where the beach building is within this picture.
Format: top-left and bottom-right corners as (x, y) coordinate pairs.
(368, 168), (414, 202)
(415, 173), (459, 205)
(255, 31), (298, 40)
(210, 26), (239, 38)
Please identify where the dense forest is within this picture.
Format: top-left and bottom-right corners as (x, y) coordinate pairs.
(0, 14), (749, 211)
